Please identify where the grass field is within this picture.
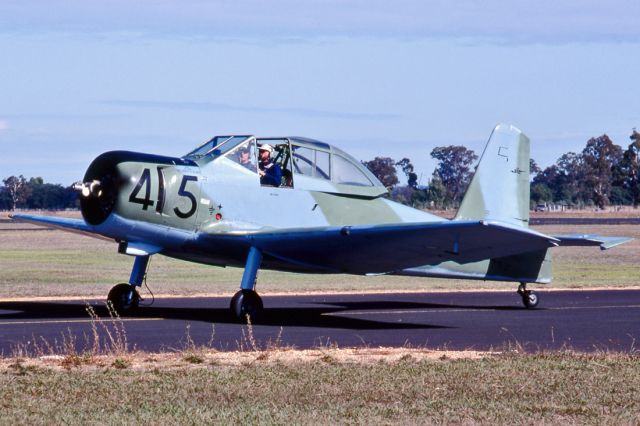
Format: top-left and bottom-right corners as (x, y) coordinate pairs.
(2, 211), (639, 424)
(1, 350), (638, 424)
(1, 211), (639, 298)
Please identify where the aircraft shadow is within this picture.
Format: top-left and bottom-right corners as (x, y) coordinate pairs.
(312, 300), (524, 311)
(0, 300), (465, 331)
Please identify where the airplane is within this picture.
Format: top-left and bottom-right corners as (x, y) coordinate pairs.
(11, 124), (631, 322)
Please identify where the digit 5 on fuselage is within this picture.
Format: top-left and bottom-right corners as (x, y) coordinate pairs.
(11, 126), (632, 322)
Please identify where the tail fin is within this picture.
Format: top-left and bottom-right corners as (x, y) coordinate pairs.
(455, 124), (530, 227)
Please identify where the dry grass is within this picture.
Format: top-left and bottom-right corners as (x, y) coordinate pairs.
(0, 265), (637, 424)
(1, 211), (639, 298)
(0, 349), (638, 424)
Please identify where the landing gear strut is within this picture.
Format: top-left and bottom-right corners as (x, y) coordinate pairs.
(230, 247), (264, 322)
(107, 255), (149, 315)
(517, 282), (539, 309)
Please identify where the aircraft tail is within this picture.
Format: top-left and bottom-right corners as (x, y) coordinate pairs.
(455, 124), (530, 227)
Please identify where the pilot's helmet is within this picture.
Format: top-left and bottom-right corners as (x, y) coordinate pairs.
(259, 144), (273, 153)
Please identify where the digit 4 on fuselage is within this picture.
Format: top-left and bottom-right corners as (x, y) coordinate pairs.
(11, 124), (631, 321)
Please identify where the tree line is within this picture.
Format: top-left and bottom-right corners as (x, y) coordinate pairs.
(2, 129), (639, 211)
(364, 129), (640, 210)
(0, 176), (78, 210)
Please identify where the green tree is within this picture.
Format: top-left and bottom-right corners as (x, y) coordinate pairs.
(529, 158), (541, 179)
(363, 157), (399, 189)
(0, 186), (11, 210)
(2, 175), (31, 210)
(531, 182), (553, 204)
(581, 135), (623, 208)
(616, 129), (640, 207)
(395, 158), (418, 189)
(425, 175), (448, 209)
(27, 178), (73, 209)
(430, 145), (477, 206)
(534, 152), (588, 206)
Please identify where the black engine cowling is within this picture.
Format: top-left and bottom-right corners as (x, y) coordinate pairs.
(79, 151), (196, 225)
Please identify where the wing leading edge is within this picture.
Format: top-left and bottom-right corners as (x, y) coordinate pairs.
(12, 214), (630, 276)
(9, 213), (112, 241)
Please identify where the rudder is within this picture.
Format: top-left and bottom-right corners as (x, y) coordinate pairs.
(455, 124), (530, 227)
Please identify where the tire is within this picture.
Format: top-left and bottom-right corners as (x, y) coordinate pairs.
(523, 290), (539, 309)
(230, 290), (263, 323)
(107, 283), (140, 315)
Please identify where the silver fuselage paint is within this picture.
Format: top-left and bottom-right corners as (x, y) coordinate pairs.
(89, 126), (552, 284)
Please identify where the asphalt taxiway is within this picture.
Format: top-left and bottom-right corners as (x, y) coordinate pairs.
(0, 290), (638, 355)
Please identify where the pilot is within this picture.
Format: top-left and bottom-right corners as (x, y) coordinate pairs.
(258, 144), (282, 187)
(238, 147), (254, 171)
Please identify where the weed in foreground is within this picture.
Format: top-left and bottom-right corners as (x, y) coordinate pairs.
(178, 323), (217, 364)
(111, 358), (130, 369)
(9, 302), (131, 367)
(8, 359), (30, 375)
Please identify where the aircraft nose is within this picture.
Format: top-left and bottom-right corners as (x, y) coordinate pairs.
(79, 151), (129, 225)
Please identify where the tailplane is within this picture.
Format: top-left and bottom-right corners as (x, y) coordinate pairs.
(455, 124), (530, 227)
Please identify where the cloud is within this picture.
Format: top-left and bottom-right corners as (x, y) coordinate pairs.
(102, 99), (401, 121)
(1, 0), (639, 45)
(0, 120), (8, 132)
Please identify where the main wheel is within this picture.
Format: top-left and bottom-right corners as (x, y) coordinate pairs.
(522, 290), (539, 309)
(230, 290), (263, 323)
(107, 283), (140, 315)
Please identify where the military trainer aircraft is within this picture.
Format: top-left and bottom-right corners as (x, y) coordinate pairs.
(11, 124), (631, 321)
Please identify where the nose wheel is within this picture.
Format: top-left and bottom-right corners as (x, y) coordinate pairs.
(230, 290), (263, 323)
(517, 282), (539, 309)
(107, 283), (140, 315)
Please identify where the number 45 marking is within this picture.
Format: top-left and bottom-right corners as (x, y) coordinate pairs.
(129, 168), (198, 219)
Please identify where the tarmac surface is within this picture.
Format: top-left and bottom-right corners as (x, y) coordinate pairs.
(0, 289), (638, 355)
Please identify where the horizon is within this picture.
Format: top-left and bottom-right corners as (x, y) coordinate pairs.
(1, 1), (639, 185)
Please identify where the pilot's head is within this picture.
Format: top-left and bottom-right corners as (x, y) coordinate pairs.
(259, 144), (273, 161)
(239, 147), (250, 163)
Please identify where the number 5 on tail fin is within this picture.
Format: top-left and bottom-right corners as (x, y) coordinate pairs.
(455, 124), (531, 228)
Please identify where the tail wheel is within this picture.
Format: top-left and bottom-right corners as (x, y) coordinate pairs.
(518, 282), (539, 309)
(522, 290), (539, 309)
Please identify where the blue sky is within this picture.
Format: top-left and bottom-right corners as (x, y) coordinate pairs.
(1, 1), (639, 185)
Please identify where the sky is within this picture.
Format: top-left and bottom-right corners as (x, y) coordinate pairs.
(1, 1), (640, 186)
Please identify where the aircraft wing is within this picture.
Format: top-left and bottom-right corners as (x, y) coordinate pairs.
(9, 213), (111, 241)
(223, 220), (561, 274)
(553, 234), (633, 250)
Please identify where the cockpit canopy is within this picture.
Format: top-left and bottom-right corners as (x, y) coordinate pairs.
(183, 135), (387, 197)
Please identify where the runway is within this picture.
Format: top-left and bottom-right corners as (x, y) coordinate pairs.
(0, 290), (638, 355)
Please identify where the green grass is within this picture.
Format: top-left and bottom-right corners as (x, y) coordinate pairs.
(1, 352), (638, 424)
(0, 222), (639, 298)
(2, 218), (639, 424)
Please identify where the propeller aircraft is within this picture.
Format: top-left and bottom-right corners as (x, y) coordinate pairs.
(11, 124), (631, 321)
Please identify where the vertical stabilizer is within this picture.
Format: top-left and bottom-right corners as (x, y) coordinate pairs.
(455, 124), (530, 227)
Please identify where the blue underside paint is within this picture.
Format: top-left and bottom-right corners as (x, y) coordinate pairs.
(11, 212), (564, 275)
(129, 255), (150, 286)
(240, 247), (262, 290)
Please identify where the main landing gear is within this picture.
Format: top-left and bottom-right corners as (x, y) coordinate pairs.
(107, 255), (149, 315)
(230, 246), (264, 323)
(517, 282), (539, 309)
(106, 248), (265, 322)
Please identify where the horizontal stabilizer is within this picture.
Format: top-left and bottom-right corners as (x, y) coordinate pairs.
(553, 234), (633, 250)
